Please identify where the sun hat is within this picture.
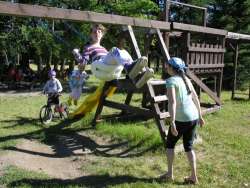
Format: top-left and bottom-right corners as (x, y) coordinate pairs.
(167, 57), (187, 71)
(48, 70), (56, 77)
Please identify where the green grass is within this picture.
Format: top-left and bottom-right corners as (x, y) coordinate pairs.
(0, 84), (249, 187)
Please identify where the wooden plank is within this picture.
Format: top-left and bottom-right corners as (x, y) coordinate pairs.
(205, 52), (209, 65)
(232, 42), (239, 99)
(156, 28), (171, 60)
(227, 32), (250, 41)
(104, 100), (153, 117)
(186, 70), (222, 105)
(188, 64), (224, 69)
(200, 43), (205, 65)
(190, 52), (195, 65)
(209, 52), (214, 64)
(159, 112), (170, 119)
(0, 1), (171, 30)
(169, 0), (207, 10)
(153, 95), (168, 103)
(214, 45), (218, 64)
(195, 51), (201, 65)
(172, 22), (227, 36)
(234, 92), (250, 96)
(148, 80), (166, 86)
(127, 25), (141, 58)
(201, 105), (221, 115)
(188, 46), (226, 53)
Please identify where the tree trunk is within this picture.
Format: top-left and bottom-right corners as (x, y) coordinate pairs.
(3, 50), (9, 64)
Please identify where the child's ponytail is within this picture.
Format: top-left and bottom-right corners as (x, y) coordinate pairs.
(178, 70), (191, 95)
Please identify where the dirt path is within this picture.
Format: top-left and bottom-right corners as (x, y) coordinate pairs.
(0, 131), (131, 180)
(0, 139), (86, 179)
(0, 91), (41, 97)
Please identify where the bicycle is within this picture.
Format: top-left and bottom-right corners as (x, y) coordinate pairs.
(39, 93), (69, 124)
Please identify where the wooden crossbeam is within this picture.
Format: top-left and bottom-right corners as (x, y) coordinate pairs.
(104, 100), (153, 118)
(172, 22), (227, 36)
(188, 46), (226, 53)
(0, 1), (170, 30)
(188, 64), (224, 69)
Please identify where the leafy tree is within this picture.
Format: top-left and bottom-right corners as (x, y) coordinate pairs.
(208, 0), (250, 89)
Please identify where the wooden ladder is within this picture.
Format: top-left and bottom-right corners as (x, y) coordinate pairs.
(147, 79), (170, 147)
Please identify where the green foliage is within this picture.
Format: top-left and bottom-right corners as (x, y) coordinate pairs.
(208, 0), (250, 88)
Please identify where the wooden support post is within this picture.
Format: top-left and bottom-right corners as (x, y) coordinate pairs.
(203, 8), (207, 27)
(248, 82), (250, 100)
(163, 0), (170, 50)
(249, 83), (250, 100)
(121, 92), (133, 115)
(216, 38), (225, 98)
(213, 75), (217, 93)
(232, 42), (239, 100)
(182, 32), (190, 65)
(144, 32), (151, 60)
(217, 71), (223, 98)
(156, 29), (170, 60)
(91, 82), (110, 127)
(127, 25), (141, 58)
(155, 28), (171, 78)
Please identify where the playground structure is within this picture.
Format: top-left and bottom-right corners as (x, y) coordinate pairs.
(0, 1), (249, 148)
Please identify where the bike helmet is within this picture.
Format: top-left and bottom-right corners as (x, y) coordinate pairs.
(166, 57), (187, 71)
(48, 70), (56, 77)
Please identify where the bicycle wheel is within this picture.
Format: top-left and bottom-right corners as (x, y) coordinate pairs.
(39, 105), (53, 124)
(59, 103), (69, 119)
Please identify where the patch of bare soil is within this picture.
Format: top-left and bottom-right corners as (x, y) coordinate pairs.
(0, 91), (41, 97)
(0, 139), (86, 179)
(0, 130), (202, 180)
(0, 131), (131, 180)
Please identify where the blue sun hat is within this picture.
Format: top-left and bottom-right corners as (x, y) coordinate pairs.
(167, 57), (187, 72)
(48, 70), (56, 77)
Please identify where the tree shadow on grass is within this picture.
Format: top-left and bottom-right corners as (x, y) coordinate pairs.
(2, 116), (162, 159)
(0, 116), (41, 128)
(9, 174), (167, 188)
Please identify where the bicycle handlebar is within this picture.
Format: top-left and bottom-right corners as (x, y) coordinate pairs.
(44, 92), (62, 97)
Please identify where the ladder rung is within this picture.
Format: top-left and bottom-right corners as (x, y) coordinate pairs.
(159, 112), (170, 119)
(153, 95), (168, 103)
(148, 80), (166, 86)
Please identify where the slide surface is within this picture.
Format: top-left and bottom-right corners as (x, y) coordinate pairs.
(70, 81), (117, 118)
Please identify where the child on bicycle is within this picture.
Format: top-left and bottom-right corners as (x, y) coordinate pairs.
(43, 70), (63, 111)
(68, 63), (88, 106)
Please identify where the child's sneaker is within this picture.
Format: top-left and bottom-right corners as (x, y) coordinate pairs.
(128, 56), (148, 79)
(135, 67), (154, 88)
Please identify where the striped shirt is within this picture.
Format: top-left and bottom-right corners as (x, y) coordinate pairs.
(81, 45), (108, 64)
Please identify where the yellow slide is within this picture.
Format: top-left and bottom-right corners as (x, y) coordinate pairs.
(70, 81), (117, 118)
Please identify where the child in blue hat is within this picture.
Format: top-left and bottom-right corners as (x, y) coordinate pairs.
(162, 57), (205, 184)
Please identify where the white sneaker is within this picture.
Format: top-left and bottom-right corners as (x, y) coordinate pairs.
(128, 56), (148, 79)
(72, 48), (82, 62)
(135, 67), (154, 88)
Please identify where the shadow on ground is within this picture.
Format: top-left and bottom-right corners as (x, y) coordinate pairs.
(8, 174), (178, 188)
(2, 115), (161, 159)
